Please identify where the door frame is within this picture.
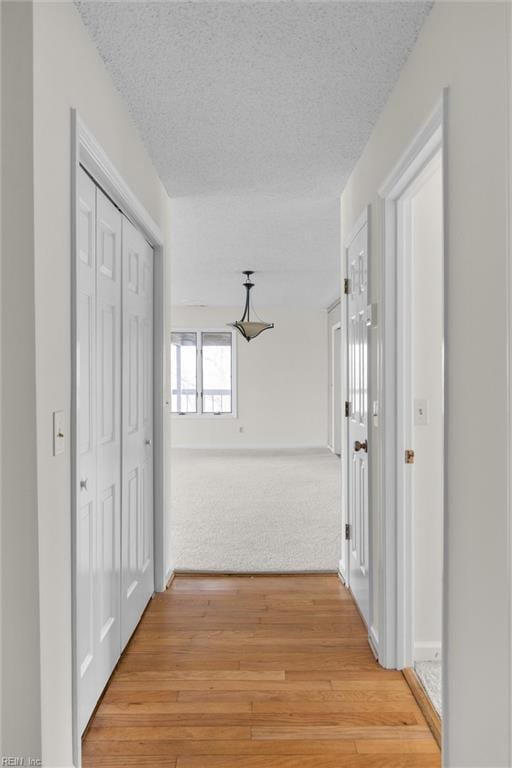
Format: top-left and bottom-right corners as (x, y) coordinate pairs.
(70, 110), (167, 765)
(342, 206), (376, 651)
(377, 95), (446, 670)
(330, 320), (342, 454)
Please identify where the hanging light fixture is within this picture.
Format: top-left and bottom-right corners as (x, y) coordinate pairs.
(229, 271), (274, 342)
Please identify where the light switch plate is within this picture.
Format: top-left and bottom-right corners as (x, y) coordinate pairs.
(53, 410), (65, 456)
(372, 400), (379, 428)
(414, 399), (428, 426)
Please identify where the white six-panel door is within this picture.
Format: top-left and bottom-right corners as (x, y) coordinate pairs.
(121, 218), (154, 648)
(77, 169), (101, 734)
(95, 186), (123, 684)
(76, 167), (154, 733)
(346, 216), (370, 626)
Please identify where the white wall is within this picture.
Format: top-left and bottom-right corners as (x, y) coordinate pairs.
(411, 157), (443, 660)
(0, 1), (3, 755)
(340, 3), (510, 764)
(327, 301), (341, 450)
(171, 306), (328, 448)
(1, 2), (41, 760)
(1, 2), (173, 764)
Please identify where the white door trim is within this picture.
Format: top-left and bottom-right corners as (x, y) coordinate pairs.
(377, 94), (446, 670)
(330, 320), (341, 454)
(71, 110), (166, 765)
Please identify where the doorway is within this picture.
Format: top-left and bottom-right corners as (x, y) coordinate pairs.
(378, 102), (445, 737)
(406, 151), (443, 718)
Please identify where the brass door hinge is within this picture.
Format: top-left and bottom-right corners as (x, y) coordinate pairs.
(405, 449), (415, 464)
(345, 523), (351, 541)
(345, 401), (351, 418)
(344, 278), (350, 295)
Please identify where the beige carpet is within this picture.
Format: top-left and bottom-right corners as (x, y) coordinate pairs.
(170, 448), (342, 572)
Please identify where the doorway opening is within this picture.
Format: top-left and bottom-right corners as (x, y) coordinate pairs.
(404, 150), (443, 721)
(379, 100), (445, 744)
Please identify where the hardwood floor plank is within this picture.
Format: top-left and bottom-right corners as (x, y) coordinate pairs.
(83, 738), (359, 757)
(82, 575), (439, 767)
(86, 725), (251, 741)
(175, 755), (439, 768)
(252, 725), (431, 740)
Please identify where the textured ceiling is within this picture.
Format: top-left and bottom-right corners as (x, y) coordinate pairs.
(76, 1), (431, 308)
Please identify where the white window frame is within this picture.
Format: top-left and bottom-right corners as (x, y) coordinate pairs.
(171, 327), (238, 419)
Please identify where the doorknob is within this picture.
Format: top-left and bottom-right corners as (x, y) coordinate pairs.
(354, 440), (368, 453)
(80, 478), (88, 491)
(145, 439), (152, 447)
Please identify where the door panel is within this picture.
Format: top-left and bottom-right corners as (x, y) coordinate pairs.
(77, 169), (99, 733)
(95, 187), (122, 686)
(347, 218), (370, 626)
(121, 217), (154, 649)
(77, 170), (122, 734)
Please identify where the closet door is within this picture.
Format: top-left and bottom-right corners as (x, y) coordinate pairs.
(95, 187), (123, 684)
(77, 169), (99, 734)
(121, 216), (154, 648)
(76, 170), (122, 733)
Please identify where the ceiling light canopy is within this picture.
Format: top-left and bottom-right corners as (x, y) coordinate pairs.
(229, 271), (274, 342)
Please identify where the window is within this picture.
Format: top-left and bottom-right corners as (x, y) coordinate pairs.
(171, 330), (236, 416)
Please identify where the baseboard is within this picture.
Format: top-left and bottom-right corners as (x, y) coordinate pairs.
(165, 568), (175, 589)
(414, 642), (442, 661)
(403, 667), (442, 749)
(368, 624), (379, 660)
(173, 569), (338, 576)
(171, 443), (329, 451)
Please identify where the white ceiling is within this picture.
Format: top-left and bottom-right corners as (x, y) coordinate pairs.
(76, 1), (432, 309)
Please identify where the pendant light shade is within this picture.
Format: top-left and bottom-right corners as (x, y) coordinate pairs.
(229, 271), (274, 342)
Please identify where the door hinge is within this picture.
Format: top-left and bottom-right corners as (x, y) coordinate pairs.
(345, 401), (351, 418)
(345, 523), (351, 541)
(405, 449), (415, 464)
(344, 278), (350, 295)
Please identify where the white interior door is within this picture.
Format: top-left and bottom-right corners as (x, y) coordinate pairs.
(346, 216), (370, 625)
(333, 325), (342, 456)
(121, 217), (154, 648)
(77, 169), (122, 733)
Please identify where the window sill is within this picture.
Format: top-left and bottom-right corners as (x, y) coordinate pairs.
(171, 413), (238, 420)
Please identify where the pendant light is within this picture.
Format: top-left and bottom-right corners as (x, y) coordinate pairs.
(229, 271), (274, 342)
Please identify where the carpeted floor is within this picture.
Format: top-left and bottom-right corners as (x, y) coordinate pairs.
(170, 447), (342, 572)
(415, 660), (442, 716)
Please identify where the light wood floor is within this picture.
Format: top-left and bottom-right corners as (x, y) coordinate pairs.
(82, 574), (440, 767)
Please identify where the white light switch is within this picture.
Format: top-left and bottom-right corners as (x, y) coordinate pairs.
(53, 410), (65, 456)
(372, 400), (379, 428)
(414, 399), (429, 426)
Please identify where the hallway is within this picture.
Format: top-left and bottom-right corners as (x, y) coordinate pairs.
(82, 575), (440, 767)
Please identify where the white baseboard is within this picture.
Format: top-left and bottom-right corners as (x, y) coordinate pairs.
(337, 559), (347, 585)
(414, 641), (442, 661)
(369, 625), (379, 660)
(171, 443), (329, 451)
(164, 568), (175, 589)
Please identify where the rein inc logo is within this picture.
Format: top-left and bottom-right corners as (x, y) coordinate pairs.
(2, 760), (41, 766)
